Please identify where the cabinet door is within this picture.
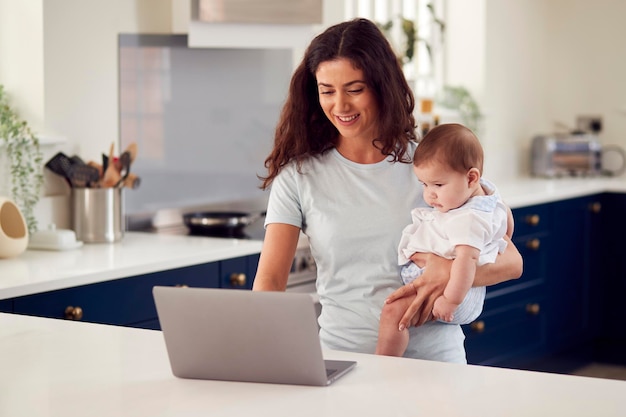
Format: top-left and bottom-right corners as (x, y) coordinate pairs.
(546, 195), (601, 351)
(464, 204), (550, 367)
(0, 299), (12, 312)
(220, 254), (260, 290)
(599, 193), (626, 341)
(12, 262), (219, 326)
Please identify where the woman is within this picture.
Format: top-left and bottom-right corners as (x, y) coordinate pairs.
(253, 18), (522, 362)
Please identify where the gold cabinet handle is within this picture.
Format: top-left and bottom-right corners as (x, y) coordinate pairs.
(526, 303), (540, 315)
(525, 214), (540, 226)
(175, 284), (189, 288)
(230, 273), (247, 287)
(64, 306), (83, 321)
(589, 202), (601, 214)
(526, 238), (540, 251)
(470, 320), (485, 333)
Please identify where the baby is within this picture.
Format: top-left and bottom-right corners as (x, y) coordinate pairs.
(376, 123), (512, 357)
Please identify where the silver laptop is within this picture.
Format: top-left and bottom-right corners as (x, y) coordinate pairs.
(152, 286), (356, 386)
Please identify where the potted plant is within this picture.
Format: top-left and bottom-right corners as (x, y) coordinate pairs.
(0, 84), (44, 235)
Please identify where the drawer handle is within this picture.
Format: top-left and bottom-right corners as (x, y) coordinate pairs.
(175, 284), (189, 288)
(230, 273), (247, 287)
(526, 303), (541, 315)
(589, 202), (601, 214)
(526, 238), (540, 251)
(64, 306), (83, 321)
(525, 214), (540, 226)
(470, 320), (485, 333)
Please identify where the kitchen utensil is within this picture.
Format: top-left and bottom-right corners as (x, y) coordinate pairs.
(45, 152), (75, 185)
(114, 151), (131, 188)
(101, 142), (121, 188)
(68, 163), (101, 188)
(124, 142), (138, 163)
(123, 173), (141, 189)
(72, 187), (124, 243)
(182, 211), (265, 237)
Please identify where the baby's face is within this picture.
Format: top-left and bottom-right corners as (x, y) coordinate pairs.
(414, 162), (473, 213)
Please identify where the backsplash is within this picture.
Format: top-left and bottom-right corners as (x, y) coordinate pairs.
(118, 35), (293, 217)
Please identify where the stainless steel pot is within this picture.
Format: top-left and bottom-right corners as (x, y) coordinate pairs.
(182, 211), (265, 237)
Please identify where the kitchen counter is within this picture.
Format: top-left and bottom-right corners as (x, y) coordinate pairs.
(495, 175), (626, 208)
(1, 312), (624, 417)
(1, 176), (625, 300)
(0, 232), (262, 299)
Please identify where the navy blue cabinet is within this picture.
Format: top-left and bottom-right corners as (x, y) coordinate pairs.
(8, 254), (260, 330)
(0, 299), (12, 313)
(547, 195), (602, 351)
(464, 204), (550, 366)
(596, 193), (626, 362)
(464, 194), (604, 368)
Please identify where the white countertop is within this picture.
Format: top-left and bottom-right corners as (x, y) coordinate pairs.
(1, 313), (624, 417)
(0, 232), (262, 299)
(1, 176), (625, 300)
(495, 175), (626, 208)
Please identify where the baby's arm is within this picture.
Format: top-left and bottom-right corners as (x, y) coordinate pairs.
(432, 245), (480, 322)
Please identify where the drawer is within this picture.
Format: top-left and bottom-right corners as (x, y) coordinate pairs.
(13, 262), (219, 325)
(463, 294), (545, 366)
(220, 254), (260, 290)
(490, 231), (550, 294)
(512, 204), (551, 236)
(0, 299), (12, 312)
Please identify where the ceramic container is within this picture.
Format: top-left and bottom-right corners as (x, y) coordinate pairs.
(0, 196), (29, 258)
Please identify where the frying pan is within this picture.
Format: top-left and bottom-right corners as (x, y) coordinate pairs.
(182, 211), (265, 237)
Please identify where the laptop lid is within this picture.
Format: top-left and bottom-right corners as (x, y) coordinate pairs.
(152, 286), (356, 386)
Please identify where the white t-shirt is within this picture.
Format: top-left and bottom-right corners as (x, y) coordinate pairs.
(265, 144), (466, 363)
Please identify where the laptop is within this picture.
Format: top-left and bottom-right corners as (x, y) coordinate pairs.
(152, 286), (356, 386)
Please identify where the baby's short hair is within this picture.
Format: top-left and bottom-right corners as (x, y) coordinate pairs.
(414, 123), (484, 174)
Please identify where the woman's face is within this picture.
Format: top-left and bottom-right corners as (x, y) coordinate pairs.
(315, 58), (379, 143)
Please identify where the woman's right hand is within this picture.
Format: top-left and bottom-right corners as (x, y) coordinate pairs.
(385, 253), (451, 328)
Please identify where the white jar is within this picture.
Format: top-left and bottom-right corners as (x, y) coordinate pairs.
(0, 196), (28, 258)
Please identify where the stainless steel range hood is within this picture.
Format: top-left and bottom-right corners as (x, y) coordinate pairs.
(188, 0), (322, 49)
(194, 0), (322, 25)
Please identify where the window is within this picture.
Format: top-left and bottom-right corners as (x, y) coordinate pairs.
(343, 0), (446, 100)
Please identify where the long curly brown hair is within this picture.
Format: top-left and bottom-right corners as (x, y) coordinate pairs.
(259, 18), (417, 190)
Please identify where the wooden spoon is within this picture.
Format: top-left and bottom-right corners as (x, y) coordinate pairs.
(125, 142), (138, 163)
(102, 142), (121, 188)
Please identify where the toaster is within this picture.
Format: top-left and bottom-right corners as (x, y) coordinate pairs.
(531, 133), (602, 177)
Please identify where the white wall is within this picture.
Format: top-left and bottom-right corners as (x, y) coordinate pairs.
(2, 0), (626, 228)
(445, 0), (626, 180)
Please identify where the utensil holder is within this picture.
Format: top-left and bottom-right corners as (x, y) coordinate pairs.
(0, 196), (29, 258)
(72, 188), (124, 243)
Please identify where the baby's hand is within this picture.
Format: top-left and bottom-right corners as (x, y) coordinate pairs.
(433, 296), (458, 322)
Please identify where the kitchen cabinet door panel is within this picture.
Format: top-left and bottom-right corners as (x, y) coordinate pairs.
(0, 299), (12, 312)
(12, 263), (220, 325)
(220, 254), (259, 290)
(464, 294), (546, 366)
(546, 195), (601, 351)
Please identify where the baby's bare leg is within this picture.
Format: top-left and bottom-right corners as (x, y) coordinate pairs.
(376, 295), (414, 356)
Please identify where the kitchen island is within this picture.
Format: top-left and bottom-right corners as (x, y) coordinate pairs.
(1, 312), (624, 417)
